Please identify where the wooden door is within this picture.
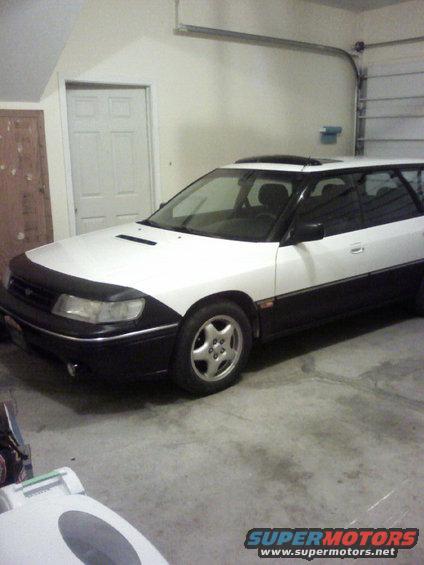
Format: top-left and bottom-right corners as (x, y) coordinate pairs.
(0, 110), (52, 277)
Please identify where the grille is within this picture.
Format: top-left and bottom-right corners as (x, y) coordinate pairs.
(8, 276), (57, 312)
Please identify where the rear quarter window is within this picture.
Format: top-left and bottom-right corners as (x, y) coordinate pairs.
(354, 170), (420, 228)
(400, 168), (424, 209)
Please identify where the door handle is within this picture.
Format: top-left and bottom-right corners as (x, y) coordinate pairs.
(350, 244), (365, 254)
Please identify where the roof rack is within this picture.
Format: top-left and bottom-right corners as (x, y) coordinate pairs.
(235, 155), (323, 166)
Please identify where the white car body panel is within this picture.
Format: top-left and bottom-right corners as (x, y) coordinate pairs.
(276, 229), (368, 295)
(361, 216), (424, 274)
(25, 156), (424, 317)
(224, 157), (424, 174)
(26, 223), (279, 315)
(16, 156), (424, 323)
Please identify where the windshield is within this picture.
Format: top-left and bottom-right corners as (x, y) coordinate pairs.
(144, 168), (300, 241)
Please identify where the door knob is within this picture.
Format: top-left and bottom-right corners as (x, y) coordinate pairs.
(350, 244), (364, 254)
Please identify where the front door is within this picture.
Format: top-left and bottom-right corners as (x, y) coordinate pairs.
(0, 110), (52, 277)
(274, 174), (369, 333)
(67, 86), (153, 234)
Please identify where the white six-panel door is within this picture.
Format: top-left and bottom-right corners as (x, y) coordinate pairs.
(67, 87), (153, 234)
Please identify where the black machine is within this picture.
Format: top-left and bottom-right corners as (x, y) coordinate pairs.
(0, 400), (32, 487)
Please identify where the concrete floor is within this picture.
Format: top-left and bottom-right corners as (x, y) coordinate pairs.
(0, 304), (423, 564)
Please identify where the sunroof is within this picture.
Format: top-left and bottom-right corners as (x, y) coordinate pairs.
(235, 155), (342, 166)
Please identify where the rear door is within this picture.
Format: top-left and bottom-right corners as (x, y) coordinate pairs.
(274, 174), (369, 333)
(353, 167), (424, 302)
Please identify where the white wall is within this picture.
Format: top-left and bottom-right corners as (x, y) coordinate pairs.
(1, 0), (359, 240)
(0, 0), (85, 102)
(360, 0), (424, 66)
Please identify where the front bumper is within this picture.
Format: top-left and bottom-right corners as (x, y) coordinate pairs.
(0, 287), (179, 379)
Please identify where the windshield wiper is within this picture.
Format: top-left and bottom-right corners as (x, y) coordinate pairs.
(162, 224), (201, 235)
(138, 219), (201, 235)
(137, 219), (160, 228)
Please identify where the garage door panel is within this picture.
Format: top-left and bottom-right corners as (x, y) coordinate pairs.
(365, 99), (424, 116)
(361, 60), (424, 158)
(364, 140), (424, 159)
(367, 78), (424, 100)
(366, 117), (424, 139)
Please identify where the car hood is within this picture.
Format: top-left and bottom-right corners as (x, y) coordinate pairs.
(26, 223), (278, 315)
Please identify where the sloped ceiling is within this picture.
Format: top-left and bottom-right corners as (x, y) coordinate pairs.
(0, 0), (85, 102)
(306, 0), (411, 11)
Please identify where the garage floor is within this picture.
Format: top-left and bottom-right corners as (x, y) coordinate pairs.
(0, 305), (423, 564)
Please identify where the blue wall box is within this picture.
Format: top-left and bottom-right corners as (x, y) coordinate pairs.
(320, 126), (342, 144)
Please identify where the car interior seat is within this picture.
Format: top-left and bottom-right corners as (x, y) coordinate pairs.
(258, 183), (289, 216)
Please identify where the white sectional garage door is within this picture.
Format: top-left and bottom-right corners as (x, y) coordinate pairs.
(359, 60), (424, 159)
(67, 87), (153, 235)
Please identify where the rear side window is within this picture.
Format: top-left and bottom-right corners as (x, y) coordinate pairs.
(399, 168), (424, 209)
(297, 175), (361, 237)
(354, 170), (419, 228)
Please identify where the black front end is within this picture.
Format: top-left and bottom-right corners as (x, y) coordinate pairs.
(0, 255), (181, 380)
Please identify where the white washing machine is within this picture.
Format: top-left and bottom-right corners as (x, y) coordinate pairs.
(0, 467), (168, 565)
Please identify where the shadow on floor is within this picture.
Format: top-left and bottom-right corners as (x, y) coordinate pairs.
(0, 304), (415, 416)
(246, 304), (413, 372)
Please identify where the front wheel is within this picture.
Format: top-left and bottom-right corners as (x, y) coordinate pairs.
(0, 325), (9, 342)
(415, 279), (424, 316)
(171, 301), (252, 395)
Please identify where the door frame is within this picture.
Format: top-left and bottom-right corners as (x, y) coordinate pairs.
(0, 109), (53, 243)
(58, 73), (162, 236)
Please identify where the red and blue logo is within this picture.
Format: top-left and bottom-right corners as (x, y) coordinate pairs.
(244, 528), (419, 560)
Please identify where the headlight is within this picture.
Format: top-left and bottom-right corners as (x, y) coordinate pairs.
(52, 294), (145, 324)
(2, 266), (11, 289)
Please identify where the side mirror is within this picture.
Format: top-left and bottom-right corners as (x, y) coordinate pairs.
(159, 202), (165, 210)
(287, 221), (324, 244)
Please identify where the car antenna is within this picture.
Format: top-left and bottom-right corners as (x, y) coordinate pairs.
(301, 156), (313, 172)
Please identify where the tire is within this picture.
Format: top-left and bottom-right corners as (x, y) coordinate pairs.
(171, 300), (252, 395)
(0, 325), (10, 342)
(415, 279), (424, 316)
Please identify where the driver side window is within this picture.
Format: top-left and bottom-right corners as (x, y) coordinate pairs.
(297, 175), (361, 237)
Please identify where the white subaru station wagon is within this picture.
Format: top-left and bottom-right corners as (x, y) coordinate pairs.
(1, 155), (424, 394)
